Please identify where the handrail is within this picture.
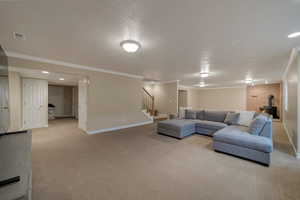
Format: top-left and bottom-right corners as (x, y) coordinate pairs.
(142, 88), (154, 99)
(142, 87), (155, 116)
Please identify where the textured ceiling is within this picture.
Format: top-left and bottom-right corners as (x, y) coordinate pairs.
(1, 0), (300, 87)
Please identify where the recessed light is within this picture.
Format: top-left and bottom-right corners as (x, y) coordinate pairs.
(288, 32), (300, 38)
(199, 72), (209, 78)
(120, 40), (141, 53)
(244, 79), (253, 84)
(59, 78), (64, 81)
(194, 82), (206, 87)
(42, 71), (49, 74)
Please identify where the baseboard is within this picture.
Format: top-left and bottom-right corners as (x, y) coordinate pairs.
(282, 122), (299, 159)
(87, 120), (153, 135)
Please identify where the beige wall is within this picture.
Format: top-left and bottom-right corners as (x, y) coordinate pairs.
(8, 58), (150, 132)
(184, 87), (247, 111)
(87, 72), (149, 131)
(178, 90), (188, 107)
(8, 71), (22, 131)
(143, 81), (178, 114)
(283, 50), (299, 154)
(48, 85), (74, 117)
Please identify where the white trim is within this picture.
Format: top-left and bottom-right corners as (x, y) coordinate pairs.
(282, 48), (298, 80)
(282, 122), (299, 158)
(179, 84), (247, 90)
(158, 80), (179, 84)
(6, 51), (144, 79)
(87, 120), (153, 135)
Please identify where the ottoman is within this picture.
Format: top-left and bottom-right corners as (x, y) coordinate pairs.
(157, 119), (197, 139)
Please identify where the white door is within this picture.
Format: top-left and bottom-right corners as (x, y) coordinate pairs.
(78, 78), (88, 131)
(23, 79), (48, 129)
(0, 76), (9, 133)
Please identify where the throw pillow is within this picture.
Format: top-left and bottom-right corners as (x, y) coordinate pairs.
(248, 115), (268, 135)
(224, 112), (240, 125)
(185, 109), (197, 119)
(237, 111), (255, 126)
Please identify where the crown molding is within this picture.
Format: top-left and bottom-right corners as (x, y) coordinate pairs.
(179, 84), (247, 90)
(6, 51), (144, 80)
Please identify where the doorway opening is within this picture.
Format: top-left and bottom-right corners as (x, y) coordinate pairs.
(10, 67), (88, 132)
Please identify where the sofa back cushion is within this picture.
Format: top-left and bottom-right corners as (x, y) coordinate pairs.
(196, 110), (205, 120)
(185, 109), (197, 119)
(248, 115), (268, 135)
(204, 110), (228, 122)
(237, 111), (255, 126)
(224, 112), (240, 125)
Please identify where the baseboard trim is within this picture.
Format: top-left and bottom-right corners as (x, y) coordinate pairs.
(282, 122), (299, 159)
(87, 120), (153, 135)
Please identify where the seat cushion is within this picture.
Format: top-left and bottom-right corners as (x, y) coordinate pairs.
(204, 110), (228, 122)
(213, 126), (273, 153)
(196, 120), (227, 131)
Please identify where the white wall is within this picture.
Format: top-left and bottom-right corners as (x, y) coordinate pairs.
(282, 49), (300, 158)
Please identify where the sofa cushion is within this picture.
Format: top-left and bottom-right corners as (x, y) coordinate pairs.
(213, 126), (273, 153)
(224, 112), (240, 125)
(185, 109), (197, 119)
(237, 111), (255, 126)
(248, 115), (268, 135)
(158, 119), (197, 131)
(196, 110), (205, 120)
(196, 120), (227, 131)
(204, 110), (228, 122)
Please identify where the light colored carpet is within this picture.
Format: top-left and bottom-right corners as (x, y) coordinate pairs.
(32, 119), (300, 200)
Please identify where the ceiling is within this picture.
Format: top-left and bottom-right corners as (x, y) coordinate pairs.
(1, 0), (300, 88)
(9, 67), (81, 86)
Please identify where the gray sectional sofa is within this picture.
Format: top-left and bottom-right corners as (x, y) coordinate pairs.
(157, 110), (273, 166)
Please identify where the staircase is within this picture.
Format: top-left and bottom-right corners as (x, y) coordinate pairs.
(142, 87), (155, 116)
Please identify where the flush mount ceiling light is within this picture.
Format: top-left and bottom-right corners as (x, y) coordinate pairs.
(42, 71), (49, 74)
(59, 78), (64, 81)
(199, 72), (209, 78)
(120, 40), (141, 53)
(288, 32), (300, 38)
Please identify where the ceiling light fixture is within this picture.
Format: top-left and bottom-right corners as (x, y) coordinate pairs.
(42, 71), (49, 74)
(288, 32), (300, 38)
(120, 40), (141, 53)
(199, 72), (209, 78)
(59, 78), (64, 81)
(244, 79), (253, 84)
(194, 82), (206, 87)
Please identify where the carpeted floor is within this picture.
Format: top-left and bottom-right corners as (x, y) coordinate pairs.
(32, 119), (300, 200)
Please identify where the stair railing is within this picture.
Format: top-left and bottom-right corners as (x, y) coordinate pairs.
(142, 87), (154, 116)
